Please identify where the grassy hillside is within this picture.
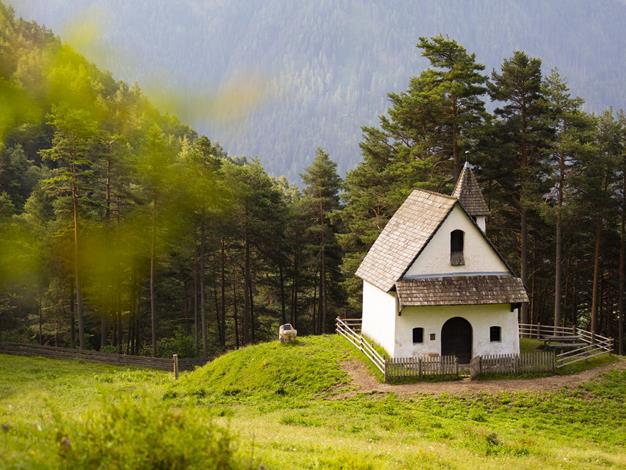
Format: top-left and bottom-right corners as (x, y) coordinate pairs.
(173, 336), (353, 402)
(1, 337), (625, 468)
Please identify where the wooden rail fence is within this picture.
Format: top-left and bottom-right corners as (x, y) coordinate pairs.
(0, 342), (206, 371)
(519, 323), (613, 368)
(336, 317), (459, 382)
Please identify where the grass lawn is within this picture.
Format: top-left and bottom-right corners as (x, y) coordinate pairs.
(1, 336), (625, 469)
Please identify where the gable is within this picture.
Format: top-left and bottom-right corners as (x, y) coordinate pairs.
(355, 189), (456, 292)
(403, 204), (509, 278)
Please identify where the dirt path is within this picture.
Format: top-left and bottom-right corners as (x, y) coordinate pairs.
(338, 357), (626, 396)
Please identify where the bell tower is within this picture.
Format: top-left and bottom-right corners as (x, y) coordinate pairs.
(452, 162), (490, 233)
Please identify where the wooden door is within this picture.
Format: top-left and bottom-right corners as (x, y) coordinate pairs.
(441, 317), (472, 364)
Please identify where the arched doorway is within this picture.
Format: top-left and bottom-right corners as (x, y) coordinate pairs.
(441, 317), (472, 364)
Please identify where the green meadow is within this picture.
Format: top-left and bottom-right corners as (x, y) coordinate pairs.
(0, 336), (624, 469)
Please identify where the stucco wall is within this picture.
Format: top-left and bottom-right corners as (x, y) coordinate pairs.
(394, 304), (519, 358)
(404, 205), (508, 277)
(361, 281), (397, 356)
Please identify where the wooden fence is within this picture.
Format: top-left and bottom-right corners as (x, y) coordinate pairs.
(470, 351), (555, 378)
(385, 355), (458, 381)
(336, 317), (459, 382)
(518, 323), (613, 368)
(0, 342), (206, 371)
(336, 317), (385, 374)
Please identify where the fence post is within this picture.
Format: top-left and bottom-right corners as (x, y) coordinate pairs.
(172, 354), (179, 380)
(418, 358), (422, 378)
(383, 359), (388, 383)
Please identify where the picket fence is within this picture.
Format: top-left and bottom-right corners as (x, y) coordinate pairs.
(470, 351), (555, 379)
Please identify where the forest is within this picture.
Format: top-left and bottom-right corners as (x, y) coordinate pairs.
(0, 2), (625, 358)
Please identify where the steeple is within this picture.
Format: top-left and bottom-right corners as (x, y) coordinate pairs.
(452, 162), (489, 232)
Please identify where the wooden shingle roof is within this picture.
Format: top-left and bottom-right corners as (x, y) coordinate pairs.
(396, 275), (528, 307)
(452, 162), (490, 217)
(355, 189), (456, 292)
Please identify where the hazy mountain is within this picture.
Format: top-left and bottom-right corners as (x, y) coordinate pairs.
(9, 0), (626, 181)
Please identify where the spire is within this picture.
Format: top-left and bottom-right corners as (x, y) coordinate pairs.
(452, 162), (490, 217)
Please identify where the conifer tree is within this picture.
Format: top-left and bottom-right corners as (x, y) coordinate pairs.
(542, 69), (594, 327)
(488, 51), (553, 323)
(301, 148), (343, 333)
(40, 106), (101, 350)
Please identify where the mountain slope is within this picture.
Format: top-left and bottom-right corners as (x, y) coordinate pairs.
(10, 0), (626, 180)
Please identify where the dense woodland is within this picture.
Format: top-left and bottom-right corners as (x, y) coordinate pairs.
(0, 4), (624, 357)
(11, 0), (626, 180)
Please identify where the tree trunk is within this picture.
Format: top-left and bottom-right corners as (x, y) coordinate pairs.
(71, 166), (84, 350)
(279, 263), (286, 325)
(451, 96), (460, 179)
(102, 155), (111, 351)
(519, 106), (530, 325)
(244, 232), (254, 343)
(554, 151), (565, 328)
(100, 317), (106, 350)
(290, 252), (299, 326)
(193, 256), (199, 353)
(590, 222), (603, 338)
(69, 282), (75, 349)
(199, 228), (208, 358)
(619, 166), (625, 354)
(38, 293), (43, 345)
(213, 283), (221, 346)
(520, 206), (529, 324)
(319, 248), (326, 334)
(232, 272), (240, 349)
(149, 196), (157, 356)
(318, 196), (326, 334)
(220, 239), (226, 347)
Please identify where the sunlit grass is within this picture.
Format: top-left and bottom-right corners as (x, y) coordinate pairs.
(1, 337), (625, 469)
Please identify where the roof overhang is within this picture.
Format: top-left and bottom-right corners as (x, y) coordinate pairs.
(395, 275), (529, 308)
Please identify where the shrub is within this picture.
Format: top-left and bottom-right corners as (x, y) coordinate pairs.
(158, 329), (197, 358)
(51, 395), (242, 469)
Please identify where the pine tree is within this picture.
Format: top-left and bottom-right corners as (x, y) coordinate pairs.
(301, 148), (343, 333)
(542, 69), (594, 328)
(570, 111), (621, 335)
(40, 106), (101, 350)
(488, 51), (553, 324)
(416, 35), (488, 177)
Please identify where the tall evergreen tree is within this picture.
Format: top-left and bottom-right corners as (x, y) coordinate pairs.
(542, 69), (594, 327)
(40, 106), (101, 350)
(301, 148), (343, 333)
(488, 51), (553, 324)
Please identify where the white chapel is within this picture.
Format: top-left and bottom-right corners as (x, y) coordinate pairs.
(356, 163), (528, 362)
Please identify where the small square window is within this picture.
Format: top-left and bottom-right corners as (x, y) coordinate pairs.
(412, 327), (424, 343)
(490, 326), (501, 342)
(430, 333), (436, 341)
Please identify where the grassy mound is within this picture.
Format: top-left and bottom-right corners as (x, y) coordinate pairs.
(173, 335), (352, 402)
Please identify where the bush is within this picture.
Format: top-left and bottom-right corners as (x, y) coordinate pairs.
(51, 395), (242, 469)
(158, 329), (196, 358)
